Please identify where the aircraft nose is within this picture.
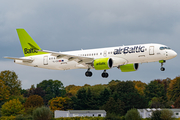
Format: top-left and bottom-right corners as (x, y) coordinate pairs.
(169, 50), (177, 59)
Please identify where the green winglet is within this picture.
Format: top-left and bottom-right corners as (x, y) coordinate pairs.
(16, 29), (48, 57)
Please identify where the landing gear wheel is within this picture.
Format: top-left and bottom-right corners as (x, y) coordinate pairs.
(160, 67), (165, 71)
(85, 70), (92, 77)
(101, 70), (109, 78)
(160, 60), (166, 72)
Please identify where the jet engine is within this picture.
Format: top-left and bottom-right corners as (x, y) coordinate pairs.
(119, 63), (139, 72)
(93, 58), (113, 70)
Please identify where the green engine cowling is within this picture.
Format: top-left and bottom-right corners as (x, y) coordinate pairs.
(119, 63), (139, 72)
(93, 58), (113, 70)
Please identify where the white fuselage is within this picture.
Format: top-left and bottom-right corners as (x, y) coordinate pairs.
(15, 43), (177, 70)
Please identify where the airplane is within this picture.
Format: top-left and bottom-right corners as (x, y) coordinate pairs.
(4, 29), (177, 78)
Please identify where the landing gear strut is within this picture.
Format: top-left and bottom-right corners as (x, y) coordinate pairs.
(101, 70), (109, 78)
(160, 60), (166, 71)
(85, 68), (92, 77)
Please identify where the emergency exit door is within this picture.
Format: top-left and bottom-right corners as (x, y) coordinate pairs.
(43, 56), (48, 65)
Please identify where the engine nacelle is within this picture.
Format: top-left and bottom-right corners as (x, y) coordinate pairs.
(119, 63), (139, 72)
(93, 58), (113, 70)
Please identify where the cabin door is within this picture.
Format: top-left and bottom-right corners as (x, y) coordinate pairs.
(149, 46), (154, 55)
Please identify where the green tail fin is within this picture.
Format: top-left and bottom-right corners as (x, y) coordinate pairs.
(16, 29), (47, 57)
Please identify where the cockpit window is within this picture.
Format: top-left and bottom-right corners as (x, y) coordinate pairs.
(160, 47), (171, 50)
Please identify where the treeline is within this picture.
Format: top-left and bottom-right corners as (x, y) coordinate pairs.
(0, 70), (180, 119)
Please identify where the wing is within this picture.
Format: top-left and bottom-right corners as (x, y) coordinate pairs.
(4, 57), (33, 62)
(39, 50), (94, 65)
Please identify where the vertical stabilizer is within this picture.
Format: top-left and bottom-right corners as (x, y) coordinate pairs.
(16, 29), (47, 57)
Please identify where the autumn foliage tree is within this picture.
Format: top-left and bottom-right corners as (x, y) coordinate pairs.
(65, 85), (82, 97)
(1, 99), (25, 116)
(0, 70), (21, 95)
(133, 81), (147, 96)
(167, 76), (180, 102)
(0, 80), (10, 103)
(49, 97), (72, 111)
(24, 95), (44, 109)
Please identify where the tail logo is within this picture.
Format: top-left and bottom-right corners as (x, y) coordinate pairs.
(24, 48), (38, 54)
(24, 43), (39, 54)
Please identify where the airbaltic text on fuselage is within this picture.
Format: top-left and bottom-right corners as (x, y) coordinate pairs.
(114, 46), (145, 55)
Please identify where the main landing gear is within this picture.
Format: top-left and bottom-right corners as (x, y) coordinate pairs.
(85, 69), (109, 78)
(160, 60), (166, 71)
(101, 70), (109, 78)
(85, 68), (92, 77)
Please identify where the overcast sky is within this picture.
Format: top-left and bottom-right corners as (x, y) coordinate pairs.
(0, 0), (179, 89)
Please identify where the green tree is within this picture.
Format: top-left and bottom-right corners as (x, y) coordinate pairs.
(33, 106), (53, 120)
(144, 80), (167, 103)
(24, 95), (44, 109)
(149, 97), (165, 108)
(98, 88), (110, 106)
(72, 88), (88, 110)
(0, 70), (21, 95)
(37, 79), (66, 104)
(102, 97), (125, 116)
(1, 99), (25, 116)
(112, 81), (147, 113)
(125, 108), (141, 120)
(167, 76), (180, 101)
(151, 110), (162, 120)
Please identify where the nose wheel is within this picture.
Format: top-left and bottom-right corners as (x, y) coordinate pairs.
(85, 69), (92, 77)
(102, 70), (109, 78)
(159, 60), (166, 71)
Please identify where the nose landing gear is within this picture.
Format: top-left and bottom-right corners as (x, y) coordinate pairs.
(159, 60), (166, 71)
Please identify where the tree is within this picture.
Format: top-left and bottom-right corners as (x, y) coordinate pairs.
(144, 80), (167, 103)
(33, 106), (53, 120)
(125, 108), (141, 120)
(1, 99), (25, 116)
(37, 79), (66, 104)
(65, 85), (82, 97)
(24, 95), (44, 109)
(98, 88), (110, 106)
(0, 70), (21, 95)
(102, 97), (125, 116)
(174, 96), (180, 108)
(111, 81), (147, 113)
(23, 85), (45, 98)
(133, 81), (147, 96)
(49, 97), (72, 111)
(0, 80), (10, 103)
(167, 76), (180, 101)
(160, 109), (173, 120)
(148, 97), (165, 108)
(151, 110), (162, 120)
(72, 88), (88, 110)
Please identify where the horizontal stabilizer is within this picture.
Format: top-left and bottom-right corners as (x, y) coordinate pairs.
(4, 57), (33, 62)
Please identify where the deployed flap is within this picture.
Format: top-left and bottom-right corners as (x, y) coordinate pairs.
(4, 57), (33, 62)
